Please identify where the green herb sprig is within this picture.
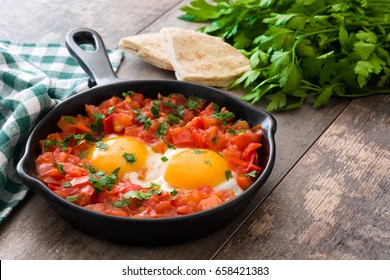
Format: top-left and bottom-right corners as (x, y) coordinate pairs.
(180, 0), (390, 111)
(89, 167), (120, 193)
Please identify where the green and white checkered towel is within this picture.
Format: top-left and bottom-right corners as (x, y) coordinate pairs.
(0, 40), (123, 223)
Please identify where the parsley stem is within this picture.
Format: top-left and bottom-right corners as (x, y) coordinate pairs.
(292, 28), (338, 62)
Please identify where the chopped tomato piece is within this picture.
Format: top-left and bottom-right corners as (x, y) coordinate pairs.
(170, 127), (195, 146)
(236, 175), (254, 190)
(112, 113), (133, 133)
(231, 130), (261, 151)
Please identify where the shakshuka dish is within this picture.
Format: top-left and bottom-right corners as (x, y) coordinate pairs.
(35, 92), (263, 218)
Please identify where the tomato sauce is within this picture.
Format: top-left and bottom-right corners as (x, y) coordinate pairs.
(35, 92), (263, 218)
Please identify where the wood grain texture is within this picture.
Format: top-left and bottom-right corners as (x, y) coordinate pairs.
(214, 94), (390, 259)
(0, 0), (182, 47)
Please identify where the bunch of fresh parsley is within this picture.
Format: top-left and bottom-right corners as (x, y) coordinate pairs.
(179, 0), (390, 110)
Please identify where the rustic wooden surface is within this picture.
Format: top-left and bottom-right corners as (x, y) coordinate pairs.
(0, 0), (389, 260)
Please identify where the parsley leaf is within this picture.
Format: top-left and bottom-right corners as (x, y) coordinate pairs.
(243, 170), (257, 178)
(66, 195), (79, 202)
(193, 149), (206, 154)
(225, 170), (233, 181)
(212, 111), (235, 125)
(89, 112), (105, 135)
(111, 200), (131, 208)
(63, 182), (72, 187)
(83, 164), (97, 174)
(185, 96), (203, 110)
(170, 189), (178, 196)
(96, 141), (107, 150)
(134, 109), (152, 129)
(151, 101), (160, 119)
(122, 90), (134, 98)
(167, 114), (180, 125)
(64, 117), (75, 124)
(52, 162), (65, 174)
(124, 189), (162, 200)
(108, 106), (116, 115)
(89, 167), (120, 193)
(154, 121), (168, 138)
(122, 152), (137, 164)
(77, 150), (90, 159)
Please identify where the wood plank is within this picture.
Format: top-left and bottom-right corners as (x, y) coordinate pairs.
(214, 94), (390, 259)
(0, 0), (182, 47)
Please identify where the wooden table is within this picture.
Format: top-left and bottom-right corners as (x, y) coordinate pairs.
(1, 0), (389, 260)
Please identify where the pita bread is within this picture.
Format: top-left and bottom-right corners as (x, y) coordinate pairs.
(119, 33), (174, 70)
(161, 27), (250, 87)
(118, 28), (251, 87)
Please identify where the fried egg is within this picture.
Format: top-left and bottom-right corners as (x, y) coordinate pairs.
(87, 134), (241, 195)
(124, 146), (243, 196)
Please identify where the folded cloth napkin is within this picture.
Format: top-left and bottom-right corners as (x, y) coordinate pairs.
(0, 40), (123, 222)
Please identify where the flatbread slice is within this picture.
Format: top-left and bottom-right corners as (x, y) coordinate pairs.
(161, 27), (251, 87)
(119, 33), (174, 70)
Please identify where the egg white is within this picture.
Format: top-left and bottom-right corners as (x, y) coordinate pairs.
(122, 146), (243, 196)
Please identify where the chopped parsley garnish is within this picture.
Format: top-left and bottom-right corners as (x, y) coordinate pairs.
(96, 141), (108, 150)
(225, 170), (233, 181)
(154, 121), (168, 138)
(108, 106), (115, 115)
(77, 150), (90, 159)
(227, 128), (237, 135)
(150, 182), (161, 188)
(63, 182), (72, 187)
(170, 189), (178, 196)
(161, 100), (185, 118)
(83, 164), (97, 174)
(52, 162), (65, 174)
(185, 96), (203, 110)
(212, 103), (220, 113)
(89, 112), (105, 135)
(162, 100), (176, 108)
(211, 136), (218, 144)
(134, 109), (152, 129)
(44, 133), (99, 152)
(111, 200), (131, 208)
(70, 133), (99, 144)
(43, 139), (68, 152)
(66, 195), (79, 202)
(151, 101), (160, 118)
(160, 156), (169, 162)
(162, 138), (176, 149)
(167, 114), (180, 125)
(122, 90), (134, 98)
(89, 167), (120, 193)
(64, 117), (75, 124)
(123, 152), (137, 164)
(243, 170), (257, 178)
(212, 111), (235, 125)
(193, 149), (206, 154)
(123, 189), (162, 200)
(204, 160), (212, 166)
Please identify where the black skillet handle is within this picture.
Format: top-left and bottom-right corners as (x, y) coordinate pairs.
(65, 27), (121, 86)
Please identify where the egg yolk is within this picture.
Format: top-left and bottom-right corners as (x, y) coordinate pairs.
(87, 136), (147, 178)
(164, 149), (231, 190)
